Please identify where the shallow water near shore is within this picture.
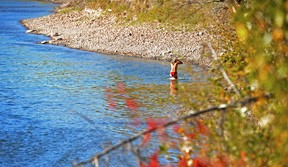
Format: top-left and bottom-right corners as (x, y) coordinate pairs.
(0, 1), (209, 166)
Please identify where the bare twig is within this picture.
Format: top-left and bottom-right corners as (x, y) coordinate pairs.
(207, 42), (242, 98)
(73, 94), (270, 167)
(220, 109), (228, 153)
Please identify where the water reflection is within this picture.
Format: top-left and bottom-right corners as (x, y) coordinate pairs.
(170, 80), (179, 95)
(105, 82), (139, 113)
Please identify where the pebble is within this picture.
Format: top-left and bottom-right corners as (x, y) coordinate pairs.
(25, 29), (36, 33)
(39, 41), (49, 44)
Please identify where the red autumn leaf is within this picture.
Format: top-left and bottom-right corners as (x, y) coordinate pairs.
(147, 118), (158, 130)
(149, 152), (159, 167)
(213, 155), (229, 167)
(126, 98), (139, 111)
(236, 151), (246, 167)
(141, 133), (151, 146)
(187, 133), (196, 139)
(197, 120), (209, 135)
(193, 157), (210, 167)
(147, 118), (168, 130)
(141, 118), (171, 147)
(147, 118), (168, 141)
(173, 124), (181, 133)
(141, 119), (157, 146)
(142, 119), (168, 146)
(240, 151), (246, 159)
(178, 157), (188, 167)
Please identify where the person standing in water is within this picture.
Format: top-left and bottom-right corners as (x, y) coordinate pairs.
(170, 58), (183, 80)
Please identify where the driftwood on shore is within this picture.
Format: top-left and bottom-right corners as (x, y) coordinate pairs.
(22, 9), (213, 66)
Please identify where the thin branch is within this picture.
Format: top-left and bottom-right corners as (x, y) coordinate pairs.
(207, 42), (242, 98)
(219, 109), (228, 153)
(73, 94), (270, 167)
(207, 41), (261, 126)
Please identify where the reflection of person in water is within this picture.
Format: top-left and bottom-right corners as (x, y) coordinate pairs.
(170, 80), (178, 95)
(170, 58), (183, 80)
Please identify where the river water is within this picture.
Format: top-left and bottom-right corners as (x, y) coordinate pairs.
(0, 1), (208, 166)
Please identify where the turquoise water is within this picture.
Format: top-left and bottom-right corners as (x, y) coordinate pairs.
(0, 1), (208, 166)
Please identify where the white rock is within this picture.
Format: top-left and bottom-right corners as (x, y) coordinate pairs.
(55, 37), (63, 40)
(26, 29), (35, 33)
(40, 41), (49, 44)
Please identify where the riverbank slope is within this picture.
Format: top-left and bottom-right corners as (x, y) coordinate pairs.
(22, 1), (232, 67)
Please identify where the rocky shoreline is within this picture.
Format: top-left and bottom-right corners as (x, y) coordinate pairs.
(22, 5), (213, 67)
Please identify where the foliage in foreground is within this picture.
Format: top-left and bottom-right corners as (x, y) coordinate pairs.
(232, 0), (288, 165)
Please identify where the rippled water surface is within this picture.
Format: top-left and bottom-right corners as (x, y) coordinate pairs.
(0, 1), (209, 166)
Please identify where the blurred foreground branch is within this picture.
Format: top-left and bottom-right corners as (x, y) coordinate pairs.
(73, 94), (270, 167)
(207, 41), (242, 98)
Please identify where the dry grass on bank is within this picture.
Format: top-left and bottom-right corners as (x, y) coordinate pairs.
(57, 0), (234, 32)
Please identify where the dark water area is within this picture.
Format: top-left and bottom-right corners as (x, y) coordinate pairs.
(0, 1), (209, 166)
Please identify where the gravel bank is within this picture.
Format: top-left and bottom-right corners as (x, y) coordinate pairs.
(22, 8), (213, 66)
